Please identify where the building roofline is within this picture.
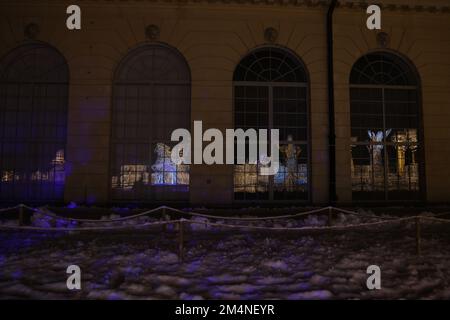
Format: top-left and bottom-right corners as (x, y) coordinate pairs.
(71, 0), (450, 13)
(4, 0), (449, 13)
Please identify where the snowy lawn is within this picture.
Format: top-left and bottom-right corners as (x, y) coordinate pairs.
(1, 212), (450, 300)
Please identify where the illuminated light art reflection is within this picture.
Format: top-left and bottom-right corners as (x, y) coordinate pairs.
(234, 136), (308, 194)
(1, 150), (65, 184)
(351, 129), (419, 193)
(151, 143), (189, 186)
(111, 143), (189, 190)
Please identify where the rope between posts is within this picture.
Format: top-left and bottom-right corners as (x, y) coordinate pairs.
(0, 204), (23, 213)
(2, 205), (449, 261)
(1, 204), (171, 223)
(186, 216), (416, 231)
(166, 206), (332, 221)
(433, 211), (450, 218)
(419, 216), (450, 224)
(26, 205), (338, 223)
(331, 207), (400, 220)
(2, 204), (450, 227)
(33, 206), (167, 223)
(0, 215), (419, 233)
(0, 219), (181, 232)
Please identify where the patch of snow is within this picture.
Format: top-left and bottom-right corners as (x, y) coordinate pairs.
(262, 260), (290, 272)
(288, 290), (333, 300)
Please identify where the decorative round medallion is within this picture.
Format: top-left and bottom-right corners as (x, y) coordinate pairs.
(145, 24), (160, 41)
(376, 32), (390, 48)
(24, 23), (40, 40)
(264, 27), (278, 43)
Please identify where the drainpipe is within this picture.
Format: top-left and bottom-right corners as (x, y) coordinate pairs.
(327, 0), (337, 204)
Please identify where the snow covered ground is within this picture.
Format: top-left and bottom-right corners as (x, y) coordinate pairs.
(0, 210), (450, 300)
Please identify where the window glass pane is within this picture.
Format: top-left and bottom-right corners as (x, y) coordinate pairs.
(233, 47), (307, 83)
(350, 52), (421, 201)
(0, 44), (68, 202)
(111, 45), (190, 202)
(233, 48), (309, 201)
(274, 143), (308, 201)
(351, 144), (386, 201)
(350, 53), (417, 86)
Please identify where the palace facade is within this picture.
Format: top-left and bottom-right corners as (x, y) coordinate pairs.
(1, 0), (450, 206)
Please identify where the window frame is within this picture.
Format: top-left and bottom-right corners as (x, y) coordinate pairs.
(109, 43), (191, 204)
(349, 51), (426, 202)
(232, 46), (312, 203)
(0, 42), (69, 204)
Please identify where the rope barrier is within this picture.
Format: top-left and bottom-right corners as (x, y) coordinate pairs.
(165, 206), (331, 221)
(3, 204), (449, 262)
(420, 216), (450, 224)
(433, 211), (450, 218)
(0, 215), (419, 233)
(34, 205), (331, 222)
(0, 219), (181, 232)
(186, 216), (415, 232)
(331, 207), (399, 220)
(0, 204), (416, 223)
(1, 204), (449, 233)
(27, 205), (337, 223)
(0, 204), (23, 213)
(21, 204), (39, 211)
(37, 205), (401, 223)
(33, 206), (167, 223)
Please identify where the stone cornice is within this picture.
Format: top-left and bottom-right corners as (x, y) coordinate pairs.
(11, 0), (450, 13)
(338, 1), (450, 13)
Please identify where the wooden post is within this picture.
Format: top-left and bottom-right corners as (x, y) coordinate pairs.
(161, 206), (167, 233)
(415, 216), (421, 256)
(19, 204), (24, 226)
(328, 207), (333, 227)
(178, 220), (184, 262)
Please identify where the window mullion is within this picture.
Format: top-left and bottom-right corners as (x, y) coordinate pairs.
(269, 85), (274, 201)
(382, 88), (389, 201)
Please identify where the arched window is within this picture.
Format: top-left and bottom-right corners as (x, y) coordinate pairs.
(350, 52), (423, 201)
(0, 43), (68, 202)
(110, 44), (191, 202)
(233, 47), (309, 201)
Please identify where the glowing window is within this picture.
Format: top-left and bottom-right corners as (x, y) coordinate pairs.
(233, 47), (309, 201)
(350, 52), (423, 201)
(0, 44), (68, 202)
(110, 44), (190, 202)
